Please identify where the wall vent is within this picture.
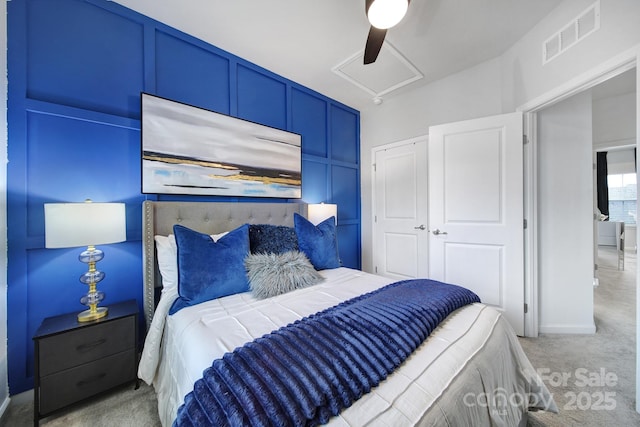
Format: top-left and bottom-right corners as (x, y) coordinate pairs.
(543, 1), (600, 64)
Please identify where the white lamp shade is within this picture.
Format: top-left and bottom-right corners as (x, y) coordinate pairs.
(367, 0), (409, 29)
(45, 202), (127, 248)
(308, 203), (337, 226)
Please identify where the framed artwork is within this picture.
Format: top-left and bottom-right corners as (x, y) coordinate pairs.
(141, 93), (302, 198)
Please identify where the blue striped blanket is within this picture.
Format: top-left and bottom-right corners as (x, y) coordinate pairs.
(173, 279), (480, 426)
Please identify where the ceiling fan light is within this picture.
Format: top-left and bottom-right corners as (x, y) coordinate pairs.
(367, 0), (409, 30)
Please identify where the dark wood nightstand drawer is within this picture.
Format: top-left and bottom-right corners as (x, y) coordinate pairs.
(39, 349), (136, 416)
(33, 300), (139, 425)
(38, 317), (135, 376)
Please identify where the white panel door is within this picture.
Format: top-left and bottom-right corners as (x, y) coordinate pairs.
(429, 112), (524, 335)
(373, 140), (429, 280)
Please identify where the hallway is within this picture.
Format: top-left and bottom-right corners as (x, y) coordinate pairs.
(522, 246), (639, 426)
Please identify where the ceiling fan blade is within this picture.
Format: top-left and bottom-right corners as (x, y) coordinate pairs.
(364, 26), (386, 64)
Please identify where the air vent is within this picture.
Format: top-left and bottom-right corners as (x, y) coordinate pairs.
(560, 24), (577, 50)
(543, 1), (600, 64)
(578, 6), (597, 37)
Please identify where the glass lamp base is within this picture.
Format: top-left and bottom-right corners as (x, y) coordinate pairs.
(77, 306), (108, 322)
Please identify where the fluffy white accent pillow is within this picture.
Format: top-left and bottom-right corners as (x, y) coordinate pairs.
(245, 251), (324, 299)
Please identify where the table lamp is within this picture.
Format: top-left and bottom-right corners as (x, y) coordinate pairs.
(44, 200), (126, 322)
(308, 203), (338, 225)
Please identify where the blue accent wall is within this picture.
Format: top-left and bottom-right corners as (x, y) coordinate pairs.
(7, 0), (360, 394)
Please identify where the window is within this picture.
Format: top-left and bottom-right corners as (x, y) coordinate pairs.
(608, 173), (637, 224)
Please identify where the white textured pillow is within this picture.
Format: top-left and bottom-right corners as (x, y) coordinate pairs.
(141, 231), (227, 385)
(245, 251), (324, 299)
(154, 231), (229, 292)
(154, 235), (178, 293)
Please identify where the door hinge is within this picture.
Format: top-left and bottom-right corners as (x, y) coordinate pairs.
(373, 163), (377, 172)
(595, 263), (598, 271)
(375, 266), (378, 273)
(524, 219), (528, 229)
(524, 303), (528, 314)
(374, 215), (377, 223)
(523, 135), (529, 145)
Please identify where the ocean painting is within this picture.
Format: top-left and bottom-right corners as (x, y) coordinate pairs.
(141, 93), (302, 198)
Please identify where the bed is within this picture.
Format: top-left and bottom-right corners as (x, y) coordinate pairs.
(137, 201), (557, 426)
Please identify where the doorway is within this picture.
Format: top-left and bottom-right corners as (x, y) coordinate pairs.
(528, 63), (639, 411)
(534, 67), (636, 335)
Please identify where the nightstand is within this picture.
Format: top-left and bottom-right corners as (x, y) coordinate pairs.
(32, 299), (139, 425)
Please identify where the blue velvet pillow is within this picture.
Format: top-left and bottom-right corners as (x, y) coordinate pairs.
(169, 224), (250, 314)
(249, 224), (298, 254)
(294, 213), (341, 270)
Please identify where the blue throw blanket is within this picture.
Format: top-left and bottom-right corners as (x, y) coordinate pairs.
(174, 279), (480, 427)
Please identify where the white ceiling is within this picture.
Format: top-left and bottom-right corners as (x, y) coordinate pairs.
(115, 0), (566, 111)
(592, 68), (637, 101)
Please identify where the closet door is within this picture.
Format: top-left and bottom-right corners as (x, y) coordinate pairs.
(428, 112), (524, 335)
(373, 139), (429, 280)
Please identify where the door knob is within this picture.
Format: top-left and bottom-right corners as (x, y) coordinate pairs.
(432, 229), (448, 235)
(414, 224), (426, 230)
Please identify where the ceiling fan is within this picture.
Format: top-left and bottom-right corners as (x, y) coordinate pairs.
(364, 0), (410, 64)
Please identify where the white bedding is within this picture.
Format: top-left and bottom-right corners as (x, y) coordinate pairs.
(139, 267), (556, 426)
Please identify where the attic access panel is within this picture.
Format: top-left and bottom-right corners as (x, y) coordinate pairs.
(333, 42), (423, 103)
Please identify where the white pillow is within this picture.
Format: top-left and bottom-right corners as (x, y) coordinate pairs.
(140, 230), (229, 385)
(154, 235), (179, 293)
(154, 231), (229, 293)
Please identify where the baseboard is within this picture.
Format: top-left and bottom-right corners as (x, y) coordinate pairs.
(9, 389), (33, 406)
(539, 323), (597, 334)
(0, 389), (33, 425)
(0, 395), (10, 424)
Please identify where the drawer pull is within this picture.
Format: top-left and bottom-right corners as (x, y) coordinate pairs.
(77, 373), (106, 387)
(76, 339), (107, 352)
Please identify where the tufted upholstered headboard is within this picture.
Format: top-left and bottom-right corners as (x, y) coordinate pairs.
(142, 201), (308, 330)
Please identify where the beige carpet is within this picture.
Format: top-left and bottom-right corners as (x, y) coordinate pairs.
(3, 247), (639, 426)
(2, 382), (160, 426)
(523, 246), (640, 426)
